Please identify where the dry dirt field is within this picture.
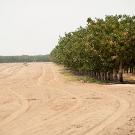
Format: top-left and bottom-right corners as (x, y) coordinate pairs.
(0, 62), (135, 135)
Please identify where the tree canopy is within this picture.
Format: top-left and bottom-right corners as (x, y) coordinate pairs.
(0, 55), (50, 63)
(51, 15), (135, 82)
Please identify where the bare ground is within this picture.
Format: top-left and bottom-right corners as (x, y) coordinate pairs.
(0, 62), (135, 135)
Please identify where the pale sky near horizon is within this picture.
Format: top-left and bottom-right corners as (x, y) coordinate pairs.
(0, 0), (135, 56)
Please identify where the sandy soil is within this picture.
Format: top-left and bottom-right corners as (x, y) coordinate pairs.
(0, 62), (135, 135)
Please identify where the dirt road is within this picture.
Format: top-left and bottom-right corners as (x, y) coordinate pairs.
(0, 62), (135, 135)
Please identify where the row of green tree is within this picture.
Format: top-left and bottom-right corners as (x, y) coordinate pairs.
(51, 15), (135, 82)
(0, 55), (50, 63)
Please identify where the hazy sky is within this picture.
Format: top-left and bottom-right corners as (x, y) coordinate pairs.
(0, 0), (135, 56)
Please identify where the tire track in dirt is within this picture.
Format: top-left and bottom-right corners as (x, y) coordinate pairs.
(0, 64), (24, 79)
(17, 64), (85, 135)
(16, 63), (118, 135)
(33, 64), (130, 135)
(81, 93), (130, 135)
(0, 64), (16, 73)
(0, 63), (76, 135)
(0, 63), (132, 135)
(0, 88), (29, 127)
(53, 82), (130, 135)
(46, 64), (130, 135)
(43, 64), (127, 135)
(61, 90), (130, 135)
(0, 64), (29, 128)
(0, 64), (45, 134)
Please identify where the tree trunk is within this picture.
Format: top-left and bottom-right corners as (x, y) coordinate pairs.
(127, 68), (128, 73)
(91, 71), (93, 76)
(110, 72), (113, 81)
(95, 72), (98, 79)
(118, 61), (123, 82)
(133, 68), (135, 75)
(100, 72), (103, 80)
(130, 67), (133, 73)
(113, 69), (118, 81)
(101, 72), (103, 80)
(107, 72), (111, 80)
(98, 72), (101, 80)
(94, 72), (96, 78)
(104, 72), (107, 81)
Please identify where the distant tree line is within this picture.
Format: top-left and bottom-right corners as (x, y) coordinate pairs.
(51, 15), (135, 82)
(0, 55), (50, 63)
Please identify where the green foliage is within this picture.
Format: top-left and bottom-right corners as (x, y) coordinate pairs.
(51, 15), (135, 82)
(0, 55), (50, 63)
